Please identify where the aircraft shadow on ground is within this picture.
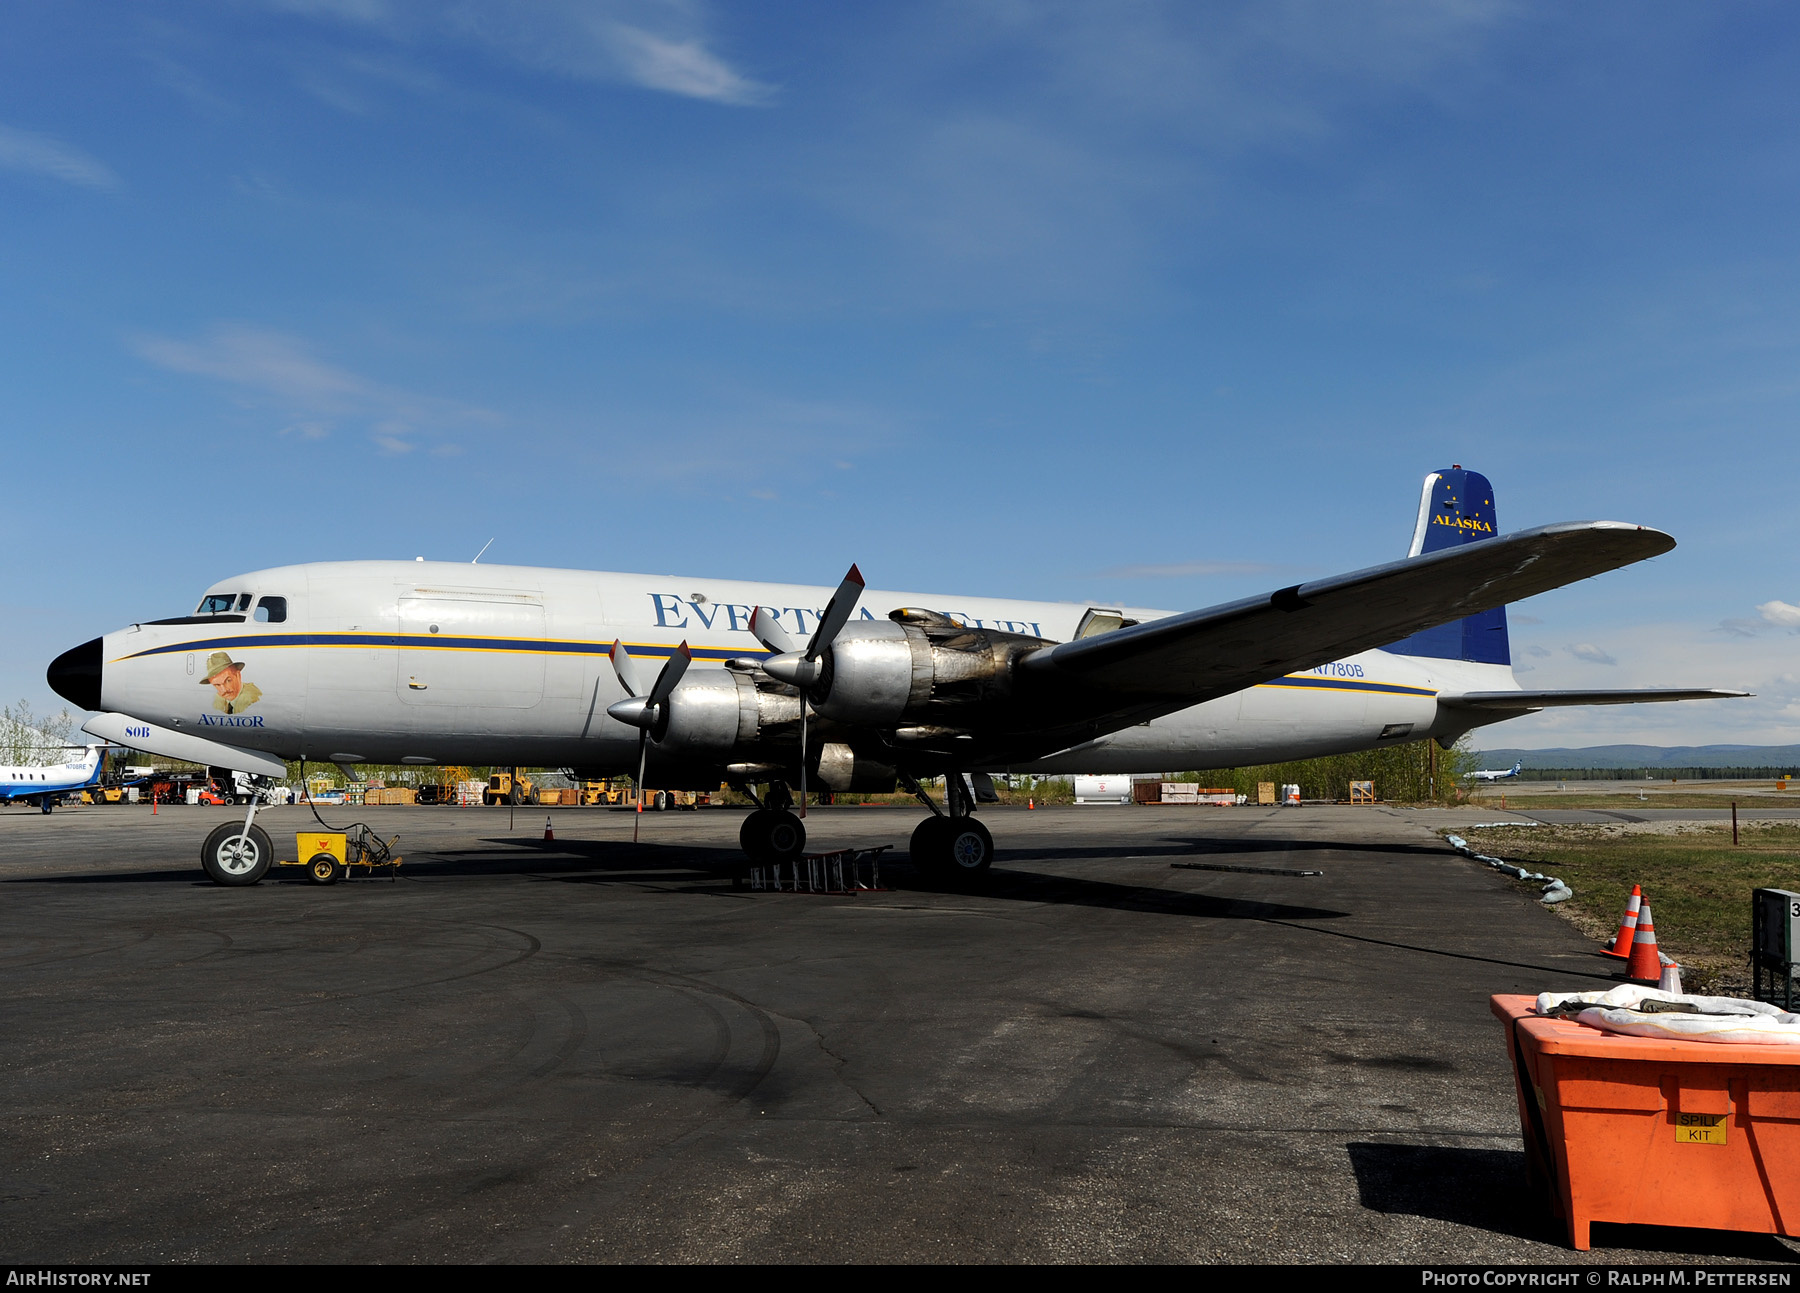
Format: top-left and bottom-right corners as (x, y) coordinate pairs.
(1001, 837), (1451, 862)
(7, 838), (1347, 921)
(1347, 1142), (1800, 1260)
(497, 838), (1352, 922)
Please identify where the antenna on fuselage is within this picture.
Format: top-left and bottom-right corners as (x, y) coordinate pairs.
(472, 538), (495, 564)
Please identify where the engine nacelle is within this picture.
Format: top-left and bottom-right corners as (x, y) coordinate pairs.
(652, 669), (802, 754)
(811, 616), (1049, 728)
(813, 742), (896, 793)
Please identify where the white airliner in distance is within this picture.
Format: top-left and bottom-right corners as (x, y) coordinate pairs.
(1, 744), (104, 813)
(1469, 761), (1524, 782)
(48, 467), (1746, 886)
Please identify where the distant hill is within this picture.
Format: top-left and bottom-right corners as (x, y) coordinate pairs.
(1473, 744), (1800, 772)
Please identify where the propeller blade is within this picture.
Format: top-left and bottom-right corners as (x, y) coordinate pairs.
(750, 606), (798, 656)
(797, 697), (808, 818)
(648, 641), (692, 707)
(635, 731), (648, 842)
(804, 564), (865, 662)
(609, 639), (644, 698)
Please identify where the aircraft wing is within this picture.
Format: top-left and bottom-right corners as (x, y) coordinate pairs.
(1439, 688), (1750, 711)
(1019, 521), (1674, 716)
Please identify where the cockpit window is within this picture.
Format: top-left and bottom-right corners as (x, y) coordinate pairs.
(196, 593), (241, 615)
(254, 596), (288, 624)
(235, 593), (253, 612)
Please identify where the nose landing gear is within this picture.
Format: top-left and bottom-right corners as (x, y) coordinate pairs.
(202, 802), (274, 886)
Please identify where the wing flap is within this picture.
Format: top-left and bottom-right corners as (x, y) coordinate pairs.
(1021, 521), (1674, 704)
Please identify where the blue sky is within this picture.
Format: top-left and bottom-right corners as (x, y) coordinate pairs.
(3, 1), (1797, 748)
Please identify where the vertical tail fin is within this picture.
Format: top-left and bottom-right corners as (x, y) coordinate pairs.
(1385, 466), (1512, 665)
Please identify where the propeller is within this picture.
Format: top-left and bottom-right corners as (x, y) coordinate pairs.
(752, 564), (866, 819)
(759, 564), (865, 689)
(606, 639), (692, 840)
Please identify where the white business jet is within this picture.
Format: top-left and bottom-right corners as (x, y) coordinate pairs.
(48, 467), (1744, 886)
(1, 744), (105, 813)
(1469, 761), (1525, 782)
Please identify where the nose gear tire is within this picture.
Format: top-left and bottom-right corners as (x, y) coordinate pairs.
(201, 822), (273, 886)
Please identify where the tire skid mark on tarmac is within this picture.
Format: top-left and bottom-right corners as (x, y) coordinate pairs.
(527, 993), (591, 1080)
(479, 965), (787, 1263)
(0, 927), (155, 971)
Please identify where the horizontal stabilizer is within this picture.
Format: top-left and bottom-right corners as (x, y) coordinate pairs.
(81, 712), (288, 779)
(1024, 520), (1675, 706)
(1440, 688), (1751, 711)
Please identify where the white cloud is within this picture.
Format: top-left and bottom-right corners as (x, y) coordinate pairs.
(1470, 618), (1793, 747)
(1758, 600), (1800, 631)
(0, 124), (119, 190)
(267, 0), (771, 106)
(1565, 642), (1617, 666)
(130, 324), (496, 448)
(601, 22), (770, 104)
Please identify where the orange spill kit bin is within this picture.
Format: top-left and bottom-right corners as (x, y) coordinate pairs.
(1491, 994), (1800, 1250)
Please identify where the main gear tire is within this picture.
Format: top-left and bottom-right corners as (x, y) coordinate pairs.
(911, 816), (993, 885)
(739, 810), (768, 855)
(201, 822), (273, 886)
(910, 816), (951, 876)
(943, 817), (994, 877)
(741, 809), (805, 863)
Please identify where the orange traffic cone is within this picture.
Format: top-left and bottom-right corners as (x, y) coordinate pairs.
(543, 816), (554, 842)
(1028, 798), (1035, 810)
(1602, 885), (1642, 959)
(1624, 900), (1663, 983)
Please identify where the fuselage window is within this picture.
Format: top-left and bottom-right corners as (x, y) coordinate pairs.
(255, 597), (288, 624)
(196, 594), (240, 615)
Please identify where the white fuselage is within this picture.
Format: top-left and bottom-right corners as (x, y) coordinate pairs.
(94, 560), (1519, 774)
(0, 747), (102, 801)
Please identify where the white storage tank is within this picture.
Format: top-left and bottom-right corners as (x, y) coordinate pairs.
(1073, 775), (1133, 804)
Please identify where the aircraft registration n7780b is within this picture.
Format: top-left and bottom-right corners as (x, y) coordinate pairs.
(48, 467), (1744, 886)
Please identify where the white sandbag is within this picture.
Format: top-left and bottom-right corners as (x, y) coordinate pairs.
(1536, 985), (1800, 1046)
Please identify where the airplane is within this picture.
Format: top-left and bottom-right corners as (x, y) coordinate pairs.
(0, 743), (105, 813)
(46, 466), (1746, 886)
(1469, 761), (1524, 782)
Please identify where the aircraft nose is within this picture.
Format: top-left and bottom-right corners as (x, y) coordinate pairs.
(47, 637), (103, 711)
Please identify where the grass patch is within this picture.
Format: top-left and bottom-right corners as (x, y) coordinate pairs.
(1468, 792), (1795, 811)
(1454, 822), (1800, 995)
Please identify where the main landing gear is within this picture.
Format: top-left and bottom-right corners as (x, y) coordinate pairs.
(905, 772), (994, 884)
(735, 781), (806, 865)
(731, 774), (994, 886)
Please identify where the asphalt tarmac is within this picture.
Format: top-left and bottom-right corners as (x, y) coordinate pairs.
(2, 800), (1795, 1265)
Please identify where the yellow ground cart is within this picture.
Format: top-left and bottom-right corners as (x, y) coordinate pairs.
(276, 825), (402, 884)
